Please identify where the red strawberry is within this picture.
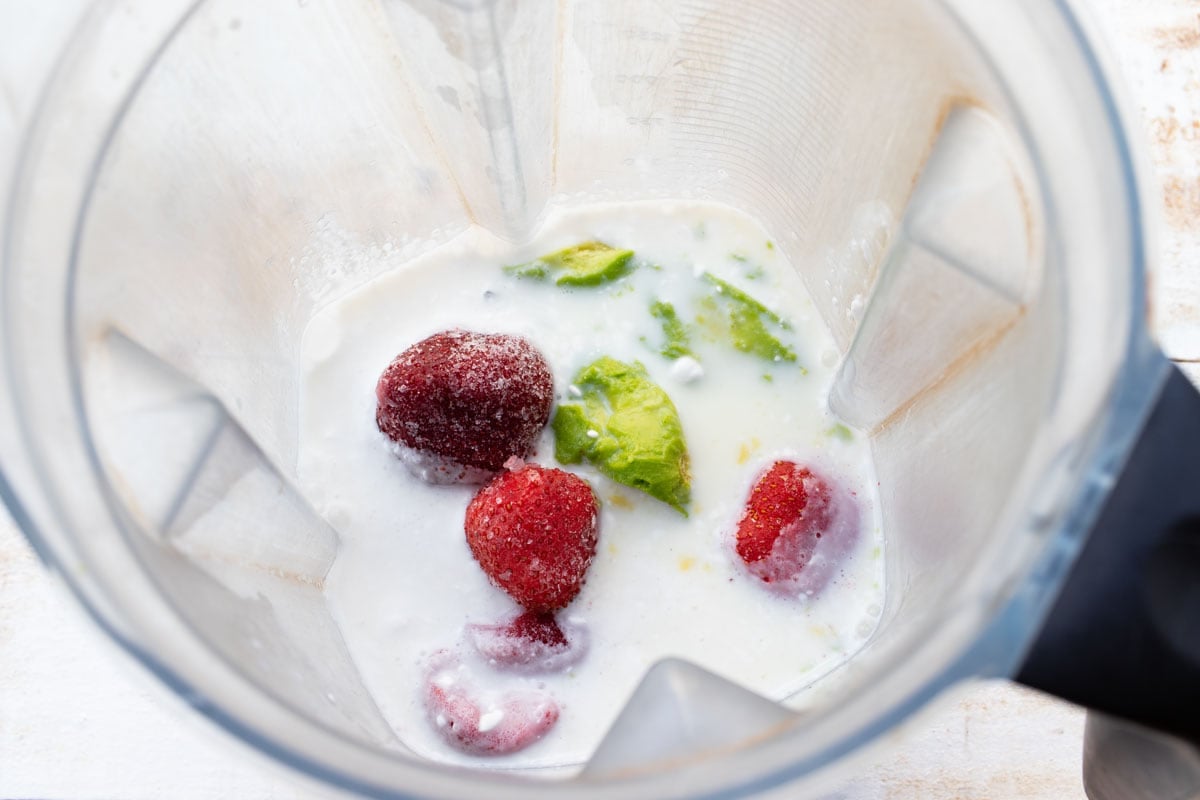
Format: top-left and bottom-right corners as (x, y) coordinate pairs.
(465, 464), (599, 613)
(423, 652), (558, 755)
(466, 611), (589, 674)
(734, 460), (859, 596)
(376, 330), (553, 483)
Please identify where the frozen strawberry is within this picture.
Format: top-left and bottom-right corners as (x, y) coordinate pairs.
(375, 330), (553, 483)
(423, 652), (558, 756)
(466, 611), (589, 674)
(465, 464), (599, 613)
(734, 460), (859, 596)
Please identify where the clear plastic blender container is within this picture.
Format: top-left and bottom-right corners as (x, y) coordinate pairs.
(1, 0), (1194, 797)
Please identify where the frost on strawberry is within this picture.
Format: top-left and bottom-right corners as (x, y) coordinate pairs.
(423, 652), (559, 756)
(733, 460), (859, 596)
(375, 329), (553, 483)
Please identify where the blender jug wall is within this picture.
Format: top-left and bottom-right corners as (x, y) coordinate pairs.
(0, 0), (1183, 796)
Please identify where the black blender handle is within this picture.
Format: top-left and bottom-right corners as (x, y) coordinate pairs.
(1016, 362), (1200, 743)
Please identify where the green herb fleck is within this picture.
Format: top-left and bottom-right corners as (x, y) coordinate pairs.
(828, 423), (854, 442)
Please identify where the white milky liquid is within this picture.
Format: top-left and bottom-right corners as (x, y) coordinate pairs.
(297, 201), (884, 769)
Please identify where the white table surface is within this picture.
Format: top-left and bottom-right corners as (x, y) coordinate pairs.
(1, 1), (1197, 797)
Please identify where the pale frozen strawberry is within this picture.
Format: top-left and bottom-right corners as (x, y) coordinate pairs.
(734, 460), (859, 596)
(375, 330), (553, 483)
(423, 652), (558, 756)
(466, 612), (589, 674)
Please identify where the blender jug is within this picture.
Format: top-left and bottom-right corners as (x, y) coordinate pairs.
(2, 0), (1198, 797)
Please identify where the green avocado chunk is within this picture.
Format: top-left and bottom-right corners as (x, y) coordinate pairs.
(699, 273), (798, 364)
(553, 357), (691, 514)
(649, 300), (695, 360)
(504, 241), (635, 287)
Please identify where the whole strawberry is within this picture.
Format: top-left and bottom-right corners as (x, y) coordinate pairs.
(465, 464), (599, 613)
(734, 460), (858, 596)
(376, 329), (553, 483)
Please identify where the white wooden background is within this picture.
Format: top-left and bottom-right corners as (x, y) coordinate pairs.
(1, 1), (1197, 797)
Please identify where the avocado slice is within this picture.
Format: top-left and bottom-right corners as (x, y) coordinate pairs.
(649, 300), (695, 361)
(698, 273), (798, 364)
(553, 357), (691, 514)
(505, 241), (635, 287)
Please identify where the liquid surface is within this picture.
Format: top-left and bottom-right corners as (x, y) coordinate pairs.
(297, 201), (884, 768)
